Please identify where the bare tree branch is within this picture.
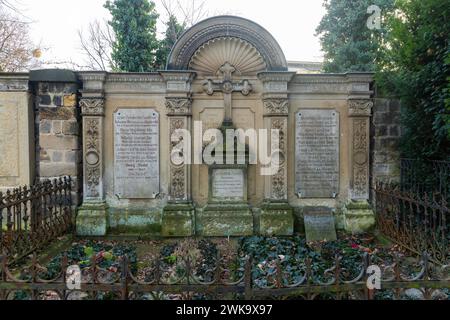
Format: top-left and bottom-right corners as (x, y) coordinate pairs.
(161, 0), (209, 28)
(0, 10), (41, 72)
(78, 19), (116, 71)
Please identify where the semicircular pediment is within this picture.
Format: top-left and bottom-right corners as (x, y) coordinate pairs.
(189, 37), (267, 76)
(167, 16), (288, 72)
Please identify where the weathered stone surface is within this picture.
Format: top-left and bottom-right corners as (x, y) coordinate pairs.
(39, 95), (51, 105)
(52, 120), (62, 134)
(303, 207), (337, 242)
(40, 162), (78, 177)
(39, 120), (52, 134)
(108, 208), (162, 235)
(342, 201), (375, 234)
(39, 107), (77, 120)
(53, 95), (63, 107)
(198, 204), (253, 236)
(0, 99), (19, 177)
(114, 108), (160, 199)
(162, 204), (195, 237)
(40, 149), (50, 161)
(40, 135), (78, 150)
(295, 110), (340, 198)
(0, 91), (34, 190)
(62, 120), (79, 135)
(260, 203), (294, 236)
(76, 202), (108, 236)
(52, 151), (63, 162)
(63, 94), (77, 107)
(65, 150), (80, 163)
(371, 98), (401, 185)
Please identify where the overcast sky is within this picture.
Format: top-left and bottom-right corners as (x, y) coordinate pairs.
(18, 0), (326, 68)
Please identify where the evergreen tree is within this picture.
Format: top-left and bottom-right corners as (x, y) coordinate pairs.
(316, 0), (394, 73)
(105, 0), (159, 72)
(378, 0), (450, 161)
(154, 15), (186, 70)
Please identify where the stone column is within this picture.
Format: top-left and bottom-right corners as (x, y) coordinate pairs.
(76, 72), (108, 236)
(343, 73), (376, 234)
(258, 72), (295, 236)
(160, 72), (196, 237)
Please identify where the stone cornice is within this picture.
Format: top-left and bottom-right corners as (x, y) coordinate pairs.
(289, 73), (374, 96)
(257, 71), (296, 83)
(78, 72), (107, 96)
(0, 73), (29, 92)
(160, 71), (197, 83)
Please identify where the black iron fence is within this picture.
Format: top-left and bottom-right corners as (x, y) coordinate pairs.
(0, 177), (73, 264)
(400, 159), (450, 201)
(374, 182), (449, 264)
(0, 251), (448, 300)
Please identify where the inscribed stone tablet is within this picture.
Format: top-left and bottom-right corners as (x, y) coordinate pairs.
(212, 169), (244, 201)
(114, 109), (159, 199)
(304, 207), (337, 242)
(295, 110), (339, 198)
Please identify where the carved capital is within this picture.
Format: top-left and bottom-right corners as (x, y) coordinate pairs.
(348, 99), (373, 117)
(263, 98), (289, 116)
(80, 98), (105, 116)
(166, 98), (192, 116)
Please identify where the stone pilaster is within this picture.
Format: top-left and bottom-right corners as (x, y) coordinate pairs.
(349, 99), (373, 200)
(76, 72), (108, 236)
(161, 72), (196, 236)
(258, 72), (295, 236)
(0, 74), (34, 192)
(343, 73), (375, 234)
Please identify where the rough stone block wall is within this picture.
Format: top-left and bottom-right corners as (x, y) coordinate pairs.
(34, 82), (81, 205)
(370, 98), (402, 188)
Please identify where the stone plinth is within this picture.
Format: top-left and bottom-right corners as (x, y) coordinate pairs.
(162, 203), (195, 237)
(197, 204), (253, 237)
(76, 202), (109, 236)
(342, 200), (375, 234)
(260, 202), (294, 236)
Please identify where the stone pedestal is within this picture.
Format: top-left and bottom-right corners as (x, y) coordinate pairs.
(198, 204), (253, 236)
(343, 200), (375, 234)
(260, 202), (293, 236)
(162, 203), (195, 237)
(76, 201), (109, 236)
(197, 163), (253, 236)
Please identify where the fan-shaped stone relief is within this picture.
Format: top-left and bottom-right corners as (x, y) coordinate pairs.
(188, 37), (267, 76)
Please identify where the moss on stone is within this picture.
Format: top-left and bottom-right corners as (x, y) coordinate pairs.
(260, 202), (294, 236)
(162, 204), (195, 237)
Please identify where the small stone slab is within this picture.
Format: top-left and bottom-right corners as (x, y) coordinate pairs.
(304, 207), (337, 242)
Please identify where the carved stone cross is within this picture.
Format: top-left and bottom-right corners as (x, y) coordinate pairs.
(203, 62), (252, 127)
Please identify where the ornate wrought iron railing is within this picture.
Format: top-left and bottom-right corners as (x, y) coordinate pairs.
(374, 182), (449, 264)
(0, 177), (73, 264)
(0, 251), (448, 300)
(400, 159), (450, 201)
